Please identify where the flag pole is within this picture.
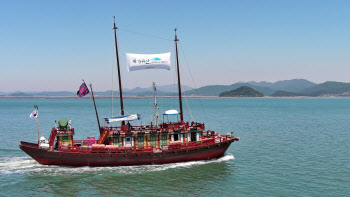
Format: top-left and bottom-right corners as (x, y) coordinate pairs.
(35, 105), (40, 148)
(88, 82), (101, 133)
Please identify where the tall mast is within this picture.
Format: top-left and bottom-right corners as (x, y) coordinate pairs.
(153, 82), (159, 127)
(113, 16), (125, 126)
(174, 28), (184, 122)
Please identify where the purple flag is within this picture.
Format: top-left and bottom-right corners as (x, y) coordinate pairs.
(77, 82), (90, 98)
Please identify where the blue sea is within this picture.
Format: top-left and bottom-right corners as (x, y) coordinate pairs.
(0, 97), (349, 196)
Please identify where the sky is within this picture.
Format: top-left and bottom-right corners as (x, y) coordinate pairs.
(0, 0), (349, 92)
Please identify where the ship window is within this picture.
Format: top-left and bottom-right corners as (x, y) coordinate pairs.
(125, 137), (132, 146)
(161, 134), (167, 145)
(191, 132), (197, 142)
(161, 134), (167, 141)
(137, 136), (144, 147)
(150, 135), (156, 142)
(174, 134), (179, 141)
(113, 137), (120, 145)
(62, 136), (68, 142)
(150, 134), (157, 147)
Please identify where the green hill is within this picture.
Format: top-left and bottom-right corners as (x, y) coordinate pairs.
(219, 86), (264, 97)
(4, 80), (350, 97)
(300, 81), (350, 96)
(248, 79), (316, 93)
(186, 80), (350, 97)
(185, 83), (275, 96)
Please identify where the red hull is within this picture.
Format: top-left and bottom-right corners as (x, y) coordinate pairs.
(19, 140), (235, 166)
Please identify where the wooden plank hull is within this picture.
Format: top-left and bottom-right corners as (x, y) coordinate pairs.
(19, 140), (235, 166)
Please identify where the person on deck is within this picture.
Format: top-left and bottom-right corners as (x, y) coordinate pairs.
(127, 121), (131, 130)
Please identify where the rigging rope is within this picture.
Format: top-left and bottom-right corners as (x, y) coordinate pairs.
(178, 42), (211, 129)
(117, 27), (174, 124)
(110, 27), (207, 126)
(179, 52), (195, 122)
(173, 40), (195, 122)
(173, 42), (177, 108)
(118, 28), (172, 41)
(160, 91), (163, 124)
(149, 94), (153, 123)
(182, 87), (195, 122)
(111, 31), (115, 120)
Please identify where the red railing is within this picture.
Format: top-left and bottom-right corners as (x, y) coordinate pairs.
(57, 135), (231, 154)
(58, 145), (155, 154)
(104, 121), (205, 134)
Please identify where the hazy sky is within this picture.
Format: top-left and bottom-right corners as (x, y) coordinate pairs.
(1, 0), (349, 92)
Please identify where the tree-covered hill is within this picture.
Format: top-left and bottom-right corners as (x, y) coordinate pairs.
(300, 81), (350, 96)
(219, 86), (264, 97)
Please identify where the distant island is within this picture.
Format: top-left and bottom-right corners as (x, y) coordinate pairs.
(184, 79), (350, 97)
(219, 86), (264, 97)
(0, 85), (193, 97)
(3, 79), (350, 98)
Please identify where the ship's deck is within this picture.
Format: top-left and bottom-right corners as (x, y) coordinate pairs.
(57, 135), (237, 154)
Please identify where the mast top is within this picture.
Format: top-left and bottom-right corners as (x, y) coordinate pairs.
(174, 28), (179, 41)
(152, 82), (156, 91)
(113, 16), (118, 30)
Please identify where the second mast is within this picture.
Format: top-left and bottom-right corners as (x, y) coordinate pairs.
(113, 17), (125, 126)
(174, 28), (184, 123)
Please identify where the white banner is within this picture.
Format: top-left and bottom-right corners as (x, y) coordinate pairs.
(106, 114), (141, 123)
(126, 52), (171, 72)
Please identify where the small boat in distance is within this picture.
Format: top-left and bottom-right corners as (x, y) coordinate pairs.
(19, 19), (239, 166)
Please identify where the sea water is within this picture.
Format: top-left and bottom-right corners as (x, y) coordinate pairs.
(0, 98), (349, 196)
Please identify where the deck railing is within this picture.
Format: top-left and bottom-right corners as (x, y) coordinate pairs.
(57, 135), (231, 154)
(104, 122), (205, 134)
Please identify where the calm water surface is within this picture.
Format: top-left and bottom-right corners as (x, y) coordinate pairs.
(0, 98), (349, 196)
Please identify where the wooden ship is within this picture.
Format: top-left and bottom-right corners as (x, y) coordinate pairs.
(20, 19), (239, 166)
